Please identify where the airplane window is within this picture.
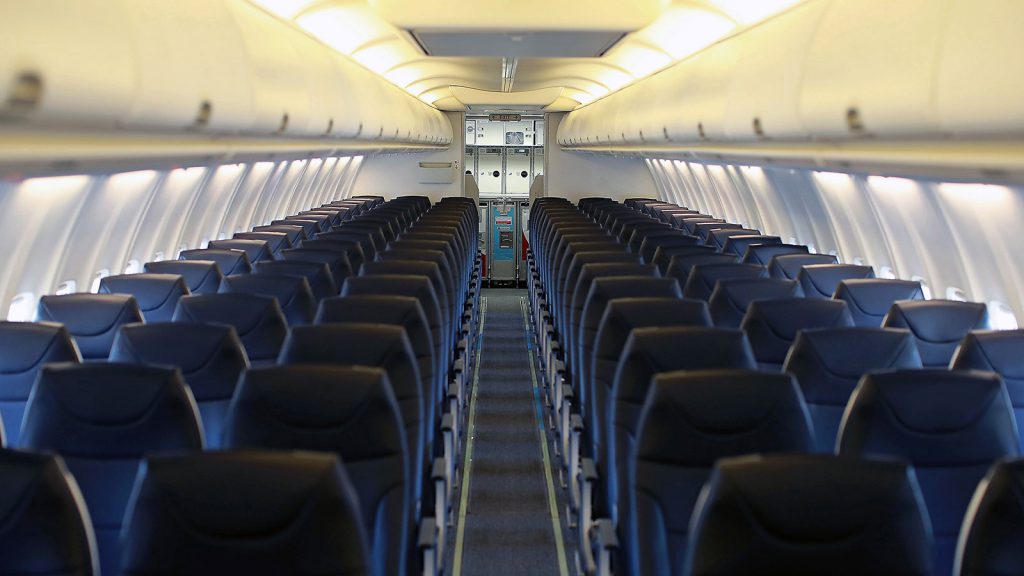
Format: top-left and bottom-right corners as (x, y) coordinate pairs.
(806, 244), (817, 254)
(911, 276), (932, 299)
(853, 257), (865, 266)
(217, 231), (230, 240)
(7, 292), (35, 322)
(989, 301), (1019, 330)
(201, 237), (211, 249)
(124, 260), (141, 274)
(879, 267), (897, 279)
(55, 281), (77, 295)
(176, 244), (188, 259)
(946, 287), (968, 302)
(153, 252), (166, 262)
(828, 250), (841, 262)
(90, 269), (110, 293)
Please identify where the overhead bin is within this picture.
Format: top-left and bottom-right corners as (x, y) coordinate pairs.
(666, 40), (744, 143)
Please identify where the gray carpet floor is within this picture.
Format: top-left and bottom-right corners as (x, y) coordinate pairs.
(447, 289), (573, 576)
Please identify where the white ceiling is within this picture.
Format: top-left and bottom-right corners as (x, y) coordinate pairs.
(248, 0), (807, 112)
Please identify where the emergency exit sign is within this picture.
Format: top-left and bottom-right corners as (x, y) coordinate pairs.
(489, 113), (522, 122)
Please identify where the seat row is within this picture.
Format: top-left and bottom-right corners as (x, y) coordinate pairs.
(0, 193), (482, 575)
(525, 196), (1024, 576)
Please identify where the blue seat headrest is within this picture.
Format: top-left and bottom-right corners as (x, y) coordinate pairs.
(145, 260), (223, 295)
(682, 263), (767, 301)
(883, 300), (991, 367)
(686, 454), (932, 575)
(742, 243), (809, 266)
(953, 330), (1024, 395)
(219, 274), (315, 325)
(768, 253), (839, 280)
(99, 274), (189, 322)
(956, 458), (1024, 575)
(279, 249), (352, 279)
(741, 298), (854, 363)
(120, 451), (370, 574)
(0, 321), (80, 398)
(708, 278), (804, 328)
(179, 248), (252, 276)
(22, 363), (203, 455)
(834, 279), (925, 326)
(233, 232), (291, 254)
(797, 264), (875, 299)
(315, 296), (433, 358)
(722, 235), (782, 256)
(35, 294), (144, 361)
(253, 260), (337, 301)
(172, 294), (288, 363)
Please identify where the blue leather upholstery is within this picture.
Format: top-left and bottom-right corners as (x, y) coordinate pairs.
(219, 273), (316, 327)
(741, 298), (854, 371)
(665, 254), (740, 289)
(0, 449), (97, 575)
(233, 231), (292, 257)
(279, 248), (353, 287)
(98, 273), (190, 323)
(179, 248), (252, 276)
(589, 298), (711, 464)
(251, 224), (306, 246)
(320, 230), (379, 261)
(606, 327), (757, 525)
(742, 243), (809, 266)
(838, 369), (1019, 574)
(36, 294), (144, 361)
(301, 238), (367, 272)
(253, 260), (337, 302)
(681, 263), (767, 302)
(705, 228), (759, 251)
(109, 322), (247, 449)
(272, 217), (319, 238)
(707, 277), (804, 328)
(722, 235), (782, 257)
(120, 451), (369, 575)
(685, 454), (932, 576)
(797, 264), (875, 299)
(172, 294), (288, 367)
(784, 327), (922, 452)
(360, 261), (451, 342)
(833, 279), (925, 327)
(952, 330), (1024, 445)
(767, 253), (838, 280)
(224, 366), (408, 576)
(0, 321), (79, 446)
(692, 222), (742, 242)
(632, 371), (814, 576)
(883, 300), (990, 368)
(651, 245), (716, 276)
(21, 363), (203, 576)
(955, 458), (1024, 576)
(144, 260), (223, 295)
(637, 234), (700, 265)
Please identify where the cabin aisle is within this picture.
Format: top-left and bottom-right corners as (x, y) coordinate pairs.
(447, 289), (571, 576)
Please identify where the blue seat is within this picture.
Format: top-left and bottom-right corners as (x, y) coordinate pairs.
(219, 273), (316, 327)
(652, 245), (716, 276)
(0, 449), (97, 575)
(784, 327), (922, 452)
(955, 458), (1024, 576)
(707, 277), (804, 328)
(233, 231), (291, 257)
(179, 248), (252, 276)
(665, 254), (740, 290)
(279, 248), (353, 287)
(272, 217), (319, 238)
(253, 259), (337, 302)
(741, 298), (854, 371)
(838, 369), (1019, 574)
(251, 224), (306, 247)
(797, 264), (874, 299)
(120, 451), (369, 575)
(682, 263), (767, 302)
(685, 454), (933, 576)
(0, 321), (79, 446)
(722, 235), (782, 257)
(742, 243), (809, 266)
(952, 330), (1024, 446)
(632, 370), (814, 576)
(224, 366), (408, 576)
(285, 213), (332, 233)
(98, 273), (190, 323)
(360, 261), (451, 341)
(606, 327), (756, 526)
(21, 363), (203, 576)
(705, 228), (759, 251)
(883, 300), (990, 368)
(693, 222), (744, 243)
(301, 238), (367, 273)
(36, 294), (144, 361)
(172, 294), (288, 367)
(320, 230), (378, 263)
(833, 279), (925, 327)
(144, 260), (223, 295)
(767, 253), (838, 280)
(637, 234), (700, 265)
(109, 323), (247, 449)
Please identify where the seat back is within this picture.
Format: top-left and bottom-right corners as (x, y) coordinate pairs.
(0, 450), (98, 576)
(632, 370), (814, 576)
(883, 300), (990, 367)
(838, 369), (1019, 574)
(98, 274), (190, 322)
(783, 327), (922, 452)
(22, 363), (203, 574)
(707, 278), (804, 328)
(685, 454), (933, 576)
(741, 298), (854, 371)
(797, 264), (875, 299)
(179, 248), (252, 276)
(704, 227), (758, 250)
(952, 330), (1024, 444)
(742, 243), (809, 266)
(768, 253), (838, 280)
(207, 239), (275, 264)
(219, 274), (316, 327)
(0, 322), (80, 446)
(253, 260), (337, 302)
(172, 294), (288, 366)
(145, 260), (223, 295)
(681, 262), (766, 301)
(109, 323), (247, 448)
(955, 458), (1024, 576)
(251, 224), (306, 246)
(300, 238), (366, 272)
(279, 248), (353, 286)
(833, 279), (925, 327)
(233, 232), (291, 257)
(722, 235), (781, 256)
(652, 245), (716, 276)
(120, 451), (370, 575)
(36, 294), (144, 361)
(224, 366), (407, 576)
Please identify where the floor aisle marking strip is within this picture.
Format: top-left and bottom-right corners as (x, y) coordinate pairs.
(521, 296), (571, 576)
(451, 296), (486, 576)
